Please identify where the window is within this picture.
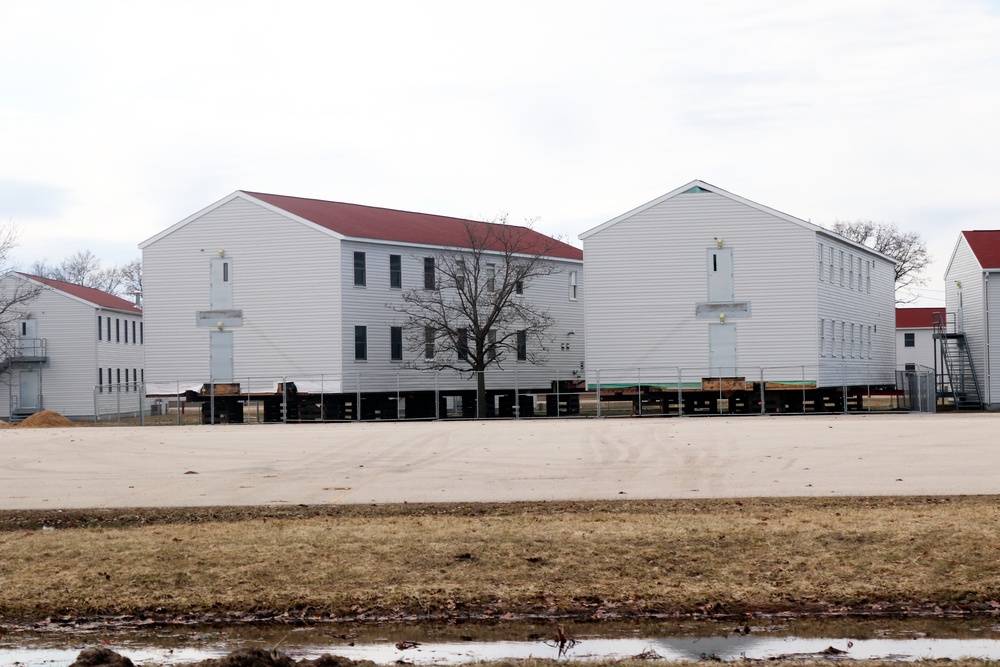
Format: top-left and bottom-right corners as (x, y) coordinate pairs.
(904, 332), (915, 347)
(849, 323), (856, 358)
(125, 369), (129, 392)
(353, 251), (366, 286)
(133, 368), (138, 389)
(516, 330), (527, 361)
(819, 319), (826, 356)
(424, 327), (435, 359)
(424, 257), (436, 290)
(839, 322), (845, 357)
(866, 261), (871, 293)
(905, 363), (916, 372)
(98, 315), (102, 341)
(116, 368), (121, 386)
(354, 326), (367, 360)
(828, 320), (835, 357)
(829, 247), (834, 283)
(457, 328), (468, 361)
(488, 330), (496, 360)
(569, 271), (578, 300)
(108, 367), (112, 391)
(98, 368), (103, 393)
(455, 259), (466, 288)
(389, 254), (402, 289)
(818, 244), (824, 280)
(848, 254), (854, 289)
(223, 262), (229, 282)
(390, 326), (403, 361)
(515, 280), (524, 295)
(132, 321), (136, 344)
(486, 264), (496, 292)
(124, 319), (129, 343)
(839, 250), (844, 286)
(115, 318), (121, 342)
(867, 325), (873, 358)
(140, 322), (144, 344)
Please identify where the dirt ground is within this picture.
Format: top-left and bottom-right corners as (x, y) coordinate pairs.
(2, 412), (999, 509)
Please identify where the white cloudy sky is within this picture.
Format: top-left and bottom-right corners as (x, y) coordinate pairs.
(2, 0), (999, 305)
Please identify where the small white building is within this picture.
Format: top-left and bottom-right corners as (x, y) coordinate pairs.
(895, 307), (945, 372)
(0, 272), (144, 421)
(944, 230), (1000, 409)
(579, 180), (896, 410)
(139, 191), (584, 419)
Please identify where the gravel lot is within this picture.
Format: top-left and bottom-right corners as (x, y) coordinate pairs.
(0, 412), (996, 509)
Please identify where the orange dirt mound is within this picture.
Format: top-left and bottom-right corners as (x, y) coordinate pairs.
(0, 420), (10, 428)
(14, 410), (77, 428)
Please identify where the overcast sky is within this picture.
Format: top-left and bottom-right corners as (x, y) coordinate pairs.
(3, 0), (999, 305)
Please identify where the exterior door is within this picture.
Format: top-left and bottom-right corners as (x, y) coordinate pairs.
(19, 370), (40, 410)
(18, 319), (37, 356)
(709, 323), (737, 375)
(210, 331), (233, 382)
(707, 248), (734, 302)
(210, 257), (233, 309)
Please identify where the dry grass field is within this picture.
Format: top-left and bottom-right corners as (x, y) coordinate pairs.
(2, 496), (999, 624)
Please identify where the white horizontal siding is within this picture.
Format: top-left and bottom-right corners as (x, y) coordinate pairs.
(142, 197), (343, 390)
(0, 277), (114, 419)
(340, 239), (584, 393)
(583, 191), (820, 385)
(815, 235), (896, 386)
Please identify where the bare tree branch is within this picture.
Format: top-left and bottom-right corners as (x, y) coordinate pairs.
(390, 215), (563, 416)
(831, 220), (931, 304)
(0, 224), (43, 366)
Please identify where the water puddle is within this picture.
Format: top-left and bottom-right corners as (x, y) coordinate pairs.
(4, 617), (1000, 665)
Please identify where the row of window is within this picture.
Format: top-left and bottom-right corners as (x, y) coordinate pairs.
(817, 243), (872, 293)
(97, 316), (143, 344)
(353, 326), (528, 362)
(819, 319), (873, 359)
(352, 251), (579, 301)
(97, 367), (144, 391)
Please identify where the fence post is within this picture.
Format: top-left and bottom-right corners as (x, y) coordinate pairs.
(842, 365), (848, 413)
(555, 369), (560, 419)
(356, 372), (362, 422)
(282, 377), (288, 424)
(637, 367), (642, 417)
(514, 368), (520, 419)
(801, 366), (806, 414)
(176, 381), (181, 426)
(93, 387), (99, 425)
(435, 370), (440, 420)
(596, 369), (601, 418)
(396, 372), (401, 420)
(140, 384), (145, 426)
(677, 368), (683, 417)
(116, 383), (121, 426)
(760, 368), (765, 415)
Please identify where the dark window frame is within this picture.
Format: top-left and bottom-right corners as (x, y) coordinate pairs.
(390, 326), (403, 361)
(424, 257), (436, 290)
(389, 254), (402, 289)
(457, 328), (469, 361)
(98, 315), (102, 341)
(354, 325), (368, 361)
(904, 332), (915, 348)
(516, 330), (527, 361)
(353, 251), (367, 286)
(424, 327), (435, 359)
(115, 318), (120, 343)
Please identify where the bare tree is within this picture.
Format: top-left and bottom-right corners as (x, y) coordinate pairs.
(0, 224), (42, 367)
(391, 216), (563, 417)
(29, 251), (141, 299)
(832, 220), (931, 303)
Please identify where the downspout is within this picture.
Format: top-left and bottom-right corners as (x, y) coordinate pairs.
(985, 274), (991, 406)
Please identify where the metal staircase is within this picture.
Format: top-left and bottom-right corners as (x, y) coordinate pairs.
(933, 312), (983, 410)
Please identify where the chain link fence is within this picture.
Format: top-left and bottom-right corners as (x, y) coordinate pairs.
(81, 362), (938, 425)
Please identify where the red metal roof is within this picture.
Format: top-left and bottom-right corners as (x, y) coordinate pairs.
(243, 191), (583, 261)
(20, 273), (142, 313)
(963, 230), (1000, 270)
(896, 307), (945, 329)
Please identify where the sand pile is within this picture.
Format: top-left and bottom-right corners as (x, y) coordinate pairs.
(14, 410), (76, 428)
(0, 421), (10, 428)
